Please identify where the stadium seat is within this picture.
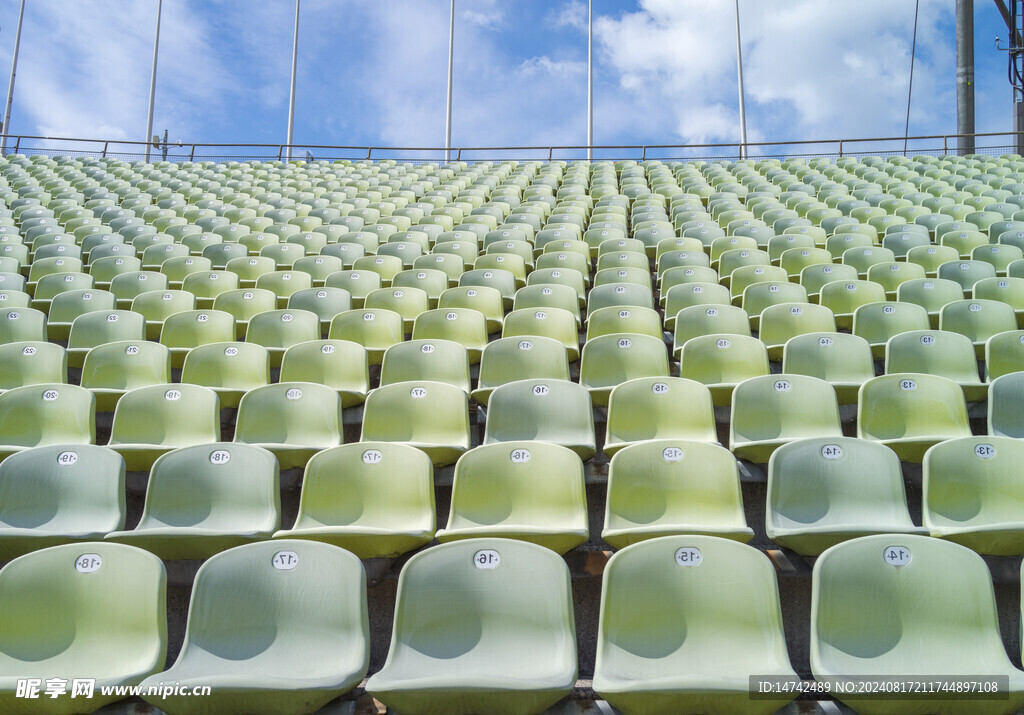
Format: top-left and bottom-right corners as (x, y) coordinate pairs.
(811, 534), (1024, 715)
(740, 281), (809, 330)
(923, 436), (1024, 555)
(758, 302), (836, 359)
(593, 535), (798, 715)
(180, 342), (270, 409)
(380, 338), (471, 393)
(0, 306), (46, 344)
(602, 441), (753, 548)
(158, 308), (237, 368)
(360, 381), (470, 466)
(131, 289), (196, 339)
(81, 340), (172, 411)
(105, 442), (279, 559)
(988, 371), (1024, 438)
(0, 444), (125, 560)
(766, 437), (924, 555)
(984, 329), (1024, 380)
(473, 336), (570, 406)
(799, 262), (859, 301)
(729, 374), (842, 463)
(0, 383), (95, 462)
(109, 270), (169, 309)
(286, 287), (352, 335)
(273, 442), (434, 558)
(502, 307), (580, 361)
(327, 308), (404, 365)
(678, 334), (770, 406)
(411, 307), (489, 363)
(0, 542), (167, 714)
(255, 270), (313, 307)
(278, 339), (369, 407)
(603, 377), (716, 456)
(139, 540), (368, 714)
(885, 329), (985, 401)
(46, 288), (115, 340)
(436, 442), (588, 554)
(937, 258), (997, 291)
(233, 382), (343, 469)
(897, 277), (965, 328)
(818, 279), (887, 329)
(858, 373), (971, 462)
(852, 301), (931, 358)
(483, 379), (596, 460)
(579, 333), (670, 406)
(0, 341), (66, 393)
(939, 298), (1018, 358)
(366, 538), (576, 715)
(244, 308), (321, 367)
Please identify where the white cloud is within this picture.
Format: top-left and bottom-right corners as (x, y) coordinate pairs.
(548, 0), (587, 32)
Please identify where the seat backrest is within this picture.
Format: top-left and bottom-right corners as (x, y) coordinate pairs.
(0, 383), (95, 449)
(0, 341), (66, 389)
(234, 382), (342, 446)
(108, 383), (219, 447)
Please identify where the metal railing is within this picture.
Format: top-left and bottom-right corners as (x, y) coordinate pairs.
(0, 130), (1021, 164)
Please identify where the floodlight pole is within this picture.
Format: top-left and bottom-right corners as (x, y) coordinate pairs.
(285, 0), (300, 162)
(445, 0), (455, 163)
(955, 0), (975, 154)
(734, 0), (748, 159)
(587, 0), (593, 161)
(144, 0), (162, 162)
(1, 0), (26, 156)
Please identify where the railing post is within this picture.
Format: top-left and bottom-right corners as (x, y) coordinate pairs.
(101, 141), (108, 158)
(642, 146), (646, 161)
(189, 144), (195, 162)
(13, 136), (19, 154)
(457, 147), (462, 161)
(366, 147), (372, 160)
(548, 147), (553, 161)
(944, 135), (948, 154)
(838, 140), (843, 158)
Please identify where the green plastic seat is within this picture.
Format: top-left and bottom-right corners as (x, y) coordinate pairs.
(244, 308), (321, 367)
(234, 382), (343, 469)
(0, 444), (125, 560)
(502, 307), (580, 361)
(740, 280), (809, 330)
(286, 287), (352, 335)
(984, 329), (1024, 380)
(139, 540), (368, 715)
(46, 288), (116, 340)
(0, 542), (167, 714)
(758, 302), (836, 360)
(885, 329), (985, 401)
(897, 277), (965, 328)
(579, 333), (670, 407)
(584, 305), (661, 341)
(939, 298), (1018, 358)
(226, 256), (277, 289)
(327, 308), (405, 365)
(602, 441), (753, 548)
(411, 307), (489, 363)
(273, 442), (434, 558)
(603, 377), (716, 457)
(512, 283), (582, 321)
(81, 340), (172, 411)
(989, 371), (1024, 438)
(594, 535), (797, 715)
(105, 443), (279, 559)
(679, 334), (770, 406)
(380, 338), (470, 393)
(937, 259), (998, 291)
(0, 307), (46, 345)
(437, 286), (504, 333)
(799, 262), (859, 300)
(671, 304), (750, 357)
(107, 383), (220, 470)
(852, 301), (931, 358)
(180, 341), (271, 409)
(766, 437), (924, 555)
(436, 442), (587, 554)
(729, 374), (842, 463)
(923, 436), (1024, 555)
(109, 270), (169, 309)
(0, 341), (66, 393)
(129, 288), (196, 339)
(366, 537), (577, 715)
(973, 276), (1024, 326)
(811, 534), (1024, 715)
(906, 243), (960, 276)
(279, 339), (368, 407)
(782, 331), (872, 403)
(158, 308), (237, 368)
(361, 380), (470, 467)
(483, 379), (595, 460)
(472, 336), (569, 406)
(819, 279), (887, 330)
(254, 269), (313, 308)
(587, 282), (655, 317)
(0, 383), (95, 462)
(858, 373), (971, 462)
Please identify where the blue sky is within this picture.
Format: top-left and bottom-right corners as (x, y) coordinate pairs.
(0, 0), (1016, 160)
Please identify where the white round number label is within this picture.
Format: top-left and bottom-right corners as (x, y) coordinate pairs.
(883, 305), (896, 314)
(42, 389), (59, 401)
(209, 450), (230, 464)
(56, 451), (78, 466)
(165, 389), (181, 401)
(272, 551), (299, 570)
(818, 336), (833, 347)
(533, 384), (549, 396)
(716, 338), (731, 349)
(920, 334), (935, 345)
(774, 380), (792, 392)
(974, 443), (996, 459)
(281, 313), (293, 322)
(674, 547), (702, 567)
(224, 346), (238, 356)
(617, 338), (632, 349)
(125, 344), (140, 355)
(410, 386), (427, 398)
(286, 388), (302, 400)
(363, 312), (375, 321)
(899, 379), (916, 392)
(518, 340), (532, 350)
(534, 311), (547, 319)
(421, 343), (435, 353)
(362, 449), (383, 464)
(969, 303), (981, 312)
(510, 449), (531, 463)
(446, 312), (458, 320)
(821, 444), (843, 459)
(883, 546), (911, 566)
(474, 549), (500, 569)
(652, 382), (669, 394)
(663, 446), (683, 462)
(75, 554), (102, 573)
